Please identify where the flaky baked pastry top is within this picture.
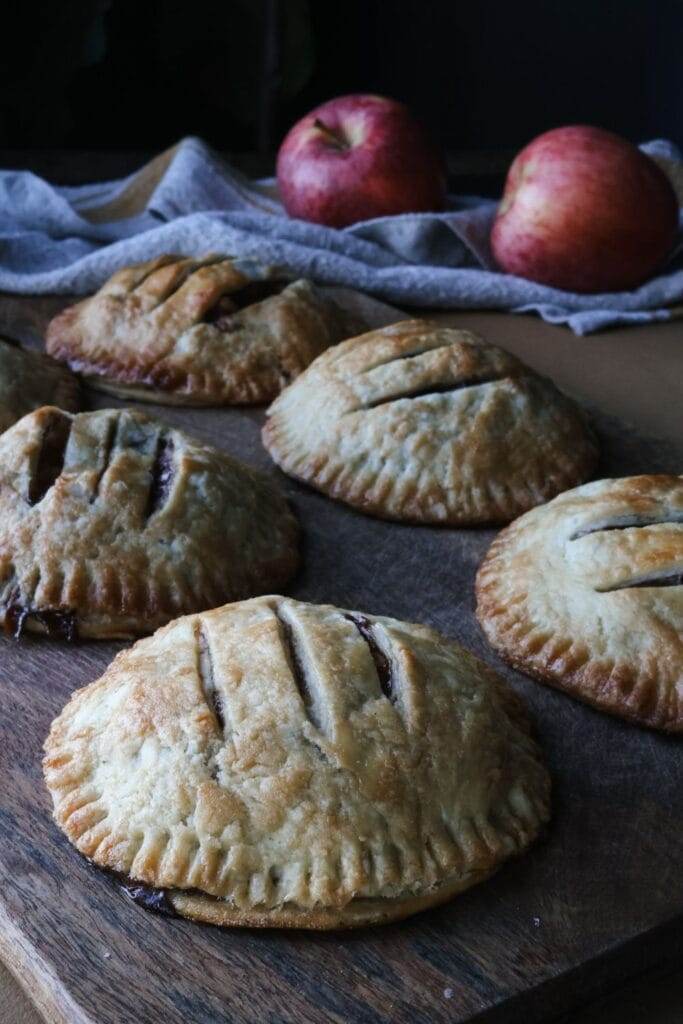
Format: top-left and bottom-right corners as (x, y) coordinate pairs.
(0, 407), (298, 640)
(262, 319), (598, 525)
(0, 337), (80, 431)
(44, 596), (550, 929)
(45, 255), (348, 405)
(476, 475), (683, 732)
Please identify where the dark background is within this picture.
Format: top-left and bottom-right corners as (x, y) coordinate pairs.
(1, 0), (681, 188)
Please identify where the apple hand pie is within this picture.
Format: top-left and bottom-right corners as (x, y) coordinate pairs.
(262, 319), (598, 525)
(476, 475), (683, 732)
(0, 407), (299, 640)
(0, 337), (80, 432)
(44, 596), (550, 929)
(45, 255), (348, 406)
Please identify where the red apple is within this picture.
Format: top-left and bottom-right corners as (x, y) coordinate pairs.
(491, 126), (679, 293)
(276, 94), (446, 228)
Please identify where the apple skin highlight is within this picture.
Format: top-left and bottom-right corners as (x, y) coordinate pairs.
(277, 94), (446, 228)
(491, 125), (679, 294)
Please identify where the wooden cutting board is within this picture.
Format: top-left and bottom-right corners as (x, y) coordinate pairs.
(0, 294), (682, 1024)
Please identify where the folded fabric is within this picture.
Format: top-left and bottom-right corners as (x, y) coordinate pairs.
(0, 135), (680, 335)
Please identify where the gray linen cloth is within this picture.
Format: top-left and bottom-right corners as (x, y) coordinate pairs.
(0, 135), (681, 334)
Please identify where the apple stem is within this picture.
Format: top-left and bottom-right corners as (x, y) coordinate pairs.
(313, 118), (348, 150)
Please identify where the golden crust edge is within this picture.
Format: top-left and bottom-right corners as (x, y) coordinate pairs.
(3, 547), (301, 640)
(474, 550), (683, 734)
(481, 634), (683, 734)
(262, 420), (599, 526)
(169, 867), (499, 930)
(81, 372), (278, 407)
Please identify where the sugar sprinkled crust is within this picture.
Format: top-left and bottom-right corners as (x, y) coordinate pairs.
(262, 319), (598, 525)
(0, 407), (299, 639)
(0, 337), (80, 431)
(45, 255), (348, 406)
(476, 475), (683, 732)
(43, 596), (550, 929)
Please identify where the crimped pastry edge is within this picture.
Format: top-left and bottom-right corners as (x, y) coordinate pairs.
(169, 866), (497, 929)
(475, 499), (683, 733)
(262, 393), (599, 527)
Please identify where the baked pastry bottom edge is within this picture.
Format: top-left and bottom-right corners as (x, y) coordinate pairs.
(168, 867), (497, 930)
(84, 373), (275, 408)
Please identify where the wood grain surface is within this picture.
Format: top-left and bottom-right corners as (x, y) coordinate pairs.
(0, 295), (682, 1024)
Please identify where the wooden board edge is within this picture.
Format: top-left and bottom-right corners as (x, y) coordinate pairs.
(468, 912), (683, 1023)
(0, 897), (93, 1024)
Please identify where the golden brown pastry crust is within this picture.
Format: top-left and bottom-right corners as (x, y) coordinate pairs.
(44, 596), (550, 929)
(0, 337), (80, 431)
(0, 407), (299, 639)
(45, 255), (348, 406)
(167, 867), (495, 929)
(262, 319), (598, 525)
(476, 475), (683, 732)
